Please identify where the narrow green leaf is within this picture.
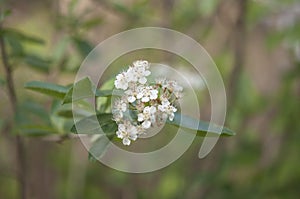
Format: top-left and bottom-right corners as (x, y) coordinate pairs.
(62, 77), (95, 104)
(71, 36), (93, 57)
(88, 135), (113, 162)
(2, 28), (44, 45)
(63, 77), (115, 104)
(20, 125), (58, 136)
(24, 81), (69, 99)
(167, 112), (235, 137)
(5, 34), (24, 57)
(52, 36), (69, 63)
(24, 54), (51, 73)
(71, 113), (117, 136)
(95, 89), (116, 97)
(55, 108), (92, 119)
(50, 100), (74, 134)
(56, 110), (73, 118)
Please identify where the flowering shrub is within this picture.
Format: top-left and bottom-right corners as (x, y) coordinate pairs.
(24, 60), (234, 160)
(112, 60), (183, 145)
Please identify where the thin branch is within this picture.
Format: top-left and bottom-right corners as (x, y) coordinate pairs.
(0, 24), (27, 199)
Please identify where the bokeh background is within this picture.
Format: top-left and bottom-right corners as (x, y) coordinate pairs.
(0, 0), (300, 198)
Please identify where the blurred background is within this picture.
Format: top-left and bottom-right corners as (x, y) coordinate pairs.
(0, 0), (300, 198)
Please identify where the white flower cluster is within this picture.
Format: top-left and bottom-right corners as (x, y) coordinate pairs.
(113, 60), (183, 146)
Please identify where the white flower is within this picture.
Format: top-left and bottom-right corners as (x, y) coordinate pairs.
(116, 122), (138, 145)
(136, 125), (146, 135)
(113, 112), (123, 122)
(125, 67), (138, 82)
(114, 72), (129, 90)
(114, 99), (127, 112)
(136, 86), (158, 102)
(133, 60), (149, 69)
(165, 105), (177, 121)
(132, 60), (151, 84)
(138, 106), (157, 129)
(158, 98), (177, 121)
(163, 80), (183, 98)
(112, 98), (127, 119)
(115, 60), (151, 90)
(124, 83), (143, 103)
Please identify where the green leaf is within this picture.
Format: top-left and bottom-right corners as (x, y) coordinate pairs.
(88, 135), (112, 162)
(70, 113), (117, 136)
(20, 125), (58, 136)
(71, 36), (93, 57)
(95, 89), (116, 97)
(63, 77), (115, 104)
(82, 113), (116, 161)
(167, 113), (235, 137)
(52, 36), (69, 63)
(2, 28), (44, 45)
(55, 108), (92, 119)
(5, 34), (24, 57)
(50, 100), (74, 134)
(56, 109), (73, 118)
(24, 81), (69, 99)
(24, 54), (51, 73)
(72, 112), (116, 159)
(63, 77), (95, 104)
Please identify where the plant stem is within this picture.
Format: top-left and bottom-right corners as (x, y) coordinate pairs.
(0, 24), (27, 199)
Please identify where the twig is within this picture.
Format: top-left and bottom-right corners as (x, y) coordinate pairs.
(0, 24), (27, 199)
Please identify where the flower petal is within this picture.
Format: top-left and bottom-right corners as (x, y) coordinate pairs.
(142, 120), (151, 129)
(139, 77), (147, 84)
(123, 138), (131, 145)
(141, 96), (149, 102)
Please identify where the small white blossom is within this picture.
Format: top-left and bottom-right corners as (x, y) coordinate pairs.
(125, 67), (138, 82)
(114, 99), (127, 112)
(158, 98), (170, 112)
(112, 99), (127, 121)
(165, 105), (177, 121)
(114, 72), (129, 90)
(136, 86), (158, 102)
(133, 60), (150, 69)
(163, 80), (183, 98)
(124, 83), (142, 103)
(137, 106), (157, 129)
(132, 60), (151, 84)
(113, 112), (123, 122)
(158, 98), (177, 121)
(116, 122), (138, 145)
